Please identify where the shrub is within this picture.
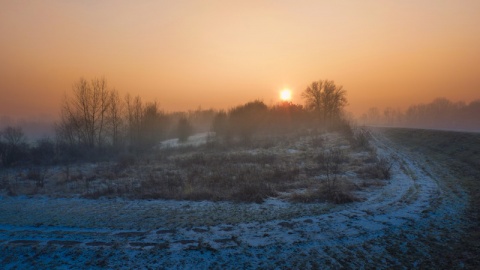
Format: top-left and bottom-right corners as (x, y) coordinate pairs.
(316, 147), (347, 178)
(231, 182), (276, 203)
(268, 167), (301, 183)
(27, 167), (46, 188)
(183, 189), (218, 202)
(290, 181), (358, 204)
(228, 100), (268, 142)
(351, 129), (371, 150)
(31, 138), (56, 166)
(310, 136), (325, 148)
(0, 173), (11, 191)
(116, 153), (136, 169)
(334, 118), (354, 138)
(358, 157), (393, 180)
(212, 111), (231, 142)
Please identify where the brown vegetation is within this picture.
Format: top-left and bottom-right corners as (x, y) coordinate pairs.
(0, 77), (394, 204)
(0, 124), (394, 204)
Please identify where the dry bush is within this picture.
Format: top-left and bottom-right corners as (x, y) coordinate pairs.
(83, 185), (116, 199)
(350, 129), (371, 150)
(70, 170), (84, 182)
(357, 157), (393, 180)
(114, 162), (282, 203)
(290, 179), (358, 204)
(4, 128), (383, 204)
(116, 153), (136, 170)
(267, 167), (301, 184)
(126, 155), (293, 202)
(26, 167), (46, 188)
(328, 189), (359, 204)
(362, 149), (379, 164)
(359, 179), (386, 188)
(309, 136), (325, 148)
(315, 147), (348, 191)
(174, 153), (208, 167)
(0, 175), (8, 190)
(174, 152), (276, 169)
(91, 164), (114, 181)
(231, 182), (276, 203)
(0, 173), (13, 194)
(133, 171), (185, 200)
(183, 188), (218, 202)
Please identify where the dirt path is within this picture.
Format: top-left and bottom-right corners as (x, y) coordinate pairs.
(0, 132), (474, 269)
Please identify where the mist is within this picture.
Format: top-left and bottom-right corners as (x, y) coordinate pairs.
(1, 2), (480, 267)
(359, 98), (480, 132)
(0, 115), (55, 141)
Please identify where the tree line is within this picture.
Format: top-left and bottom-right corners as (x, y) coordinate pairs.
(0, 78), (348, 167)
(360, 98), (480, 131)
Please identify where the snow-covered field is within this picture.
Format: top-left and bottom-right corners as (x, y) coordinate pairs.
(0, 131), (473, 269)
(157, 132), (214, 149)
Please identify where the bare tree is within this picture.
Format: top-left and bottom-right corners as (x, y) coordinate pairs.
(109, 89), (124, 148)
(366, 107), (380, 125)
(322, 80), (347, 120)
(124, 96), (167, 150)
(319, 148), (341, 193)
(92, 78), (111, 147)
(176, 116), (193, 142)
(0, 126), (26, 166)
(2, 126), (25, 146)
(125, 94), (143, 148)
(302, 80), (347, 123)
(302, 81), (323, 113)
(58, 77), (113, 148)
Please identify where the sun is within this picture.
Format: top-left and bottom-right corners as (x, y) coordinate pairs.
(280, 89), (292, 101)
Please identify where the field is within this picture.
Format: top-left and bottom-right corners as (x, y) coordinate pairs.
(0, 128), (479, 269)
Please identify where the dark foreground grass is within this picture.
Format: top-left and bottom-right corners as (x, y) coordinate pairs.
(1, 129), (393, 204)
(381, 127), (480, 268)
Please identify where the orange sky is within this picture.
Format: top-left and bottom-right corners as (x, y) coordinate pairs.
(1, 0), (480, 122)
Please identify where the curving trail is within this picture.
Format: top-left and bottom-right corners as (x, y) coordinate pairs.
(0, 131), (472, 269)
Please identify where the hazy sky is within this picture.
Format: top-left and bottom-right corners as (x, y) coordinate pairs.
(1, 0), (479, 121)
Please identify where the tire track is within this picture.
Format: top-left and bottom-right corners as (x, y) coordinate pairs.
(0, 132), (471, 268)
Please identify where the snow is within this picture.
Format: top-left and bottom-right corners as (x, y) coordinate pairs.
(158, 132), (213, 149)
(0, 131), (471, 269)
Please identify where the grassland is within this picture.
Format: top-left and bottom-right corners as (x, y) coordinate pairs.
(0, 129), (388, 204)
(0, 127), (479, 269)
(380, 127), (480, 267)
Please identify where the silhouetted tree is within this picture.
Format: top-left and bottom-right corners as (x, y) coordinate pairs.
(212, 110), (230, 142)
(302, 80), (347, 124)
(2, 126), (24, 146)
(0, 126), (27, 166)
(108, 89), (124, 148)
(187, 108), (217, 133)
(405, 98), (453, 129)
(176, 117), (193, 142)
(31, 138), (56, 165)
(125, 94), (143, 149)
(58, 77), (113, 148)
(92, 78), (111, 147)
(229, 100), (268, 142)
(268, 102), (308, 133)
(138, 101), (166, 150)
(361, 97), (480, 131)
(366, 107), (381, 125)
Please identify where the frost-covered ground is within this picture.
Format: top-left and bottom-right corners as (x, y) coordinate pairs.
(157, 132), (213, 149)
(0, 131), (473, 269)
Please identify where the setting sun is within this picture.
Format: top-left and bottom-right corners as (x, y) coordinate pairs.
(280, 89), (292, 101)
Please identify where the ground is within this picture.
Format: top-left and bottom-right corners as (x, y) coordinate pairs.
(0, 128), (479, 269)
